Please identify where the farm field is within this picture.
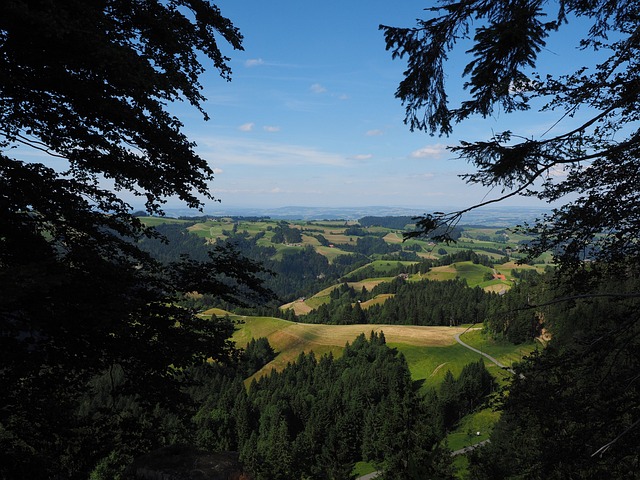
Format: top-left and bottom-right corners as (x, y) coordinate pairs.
(231, 316), (535, 389)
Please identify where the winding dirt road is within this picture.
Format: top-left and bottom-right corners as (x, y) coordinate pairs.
(454, 331), (516, 375)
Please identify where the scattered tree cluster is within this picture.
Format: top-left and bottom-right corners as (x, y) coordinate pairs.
(270, 222), (303, 244)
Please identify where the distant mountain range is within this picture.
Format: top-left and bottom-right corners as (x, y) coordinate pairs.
(160, 205), (550, 227)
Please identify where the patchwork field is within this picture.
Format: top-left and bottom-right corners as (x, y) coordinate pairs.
(139, 216), (550, 275)
(280, 259), (519, 316)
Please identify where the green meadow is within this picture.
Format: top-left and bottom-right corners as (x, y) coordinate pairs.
(231, 316), (533, 392)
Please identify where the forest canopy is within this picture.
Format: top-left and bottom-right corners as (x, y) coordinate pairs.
(0, 1), (275, 478)
(382, 0), (640, 476)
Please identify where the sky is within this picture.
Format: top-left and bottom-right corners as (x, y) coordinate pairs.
(165, 1), (594, 212)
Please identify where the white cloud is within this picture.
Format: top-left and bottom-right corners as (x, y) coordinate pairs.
(338, 94), (349, 100)
(263, 125), (281, 132)
(310, 83), (327, 94)
(366, 129), (384, 136)
(245, 58), (264, 67)
(410, 143), (448, 159)
(238, 122), (255, 132)
(212, 168), (224, 174)
(350, 154), (373, 160)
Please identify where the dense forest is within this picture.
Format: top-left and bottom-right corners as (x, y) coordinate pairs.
(191, 332), (495, 480)
(79, 328), (498, 479)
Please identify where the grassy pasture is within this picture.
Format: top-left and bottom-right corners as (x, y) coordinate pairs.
(482, 282), (510, 294)
(420, 261), (517, 290)
(345, 260), (417, 279)
(303, 295), (330, 309)
(280, 256), (544, 315)
(447, 407), (501, 451)
(360, 294), (394, 309)
(370, 259), (418, 271)
(231, 317), (532, 391)
(495, 261), (545, 276)
(423, 265), (459, 282)
(459, 329), (540, 369)
(279, 299), (315, 315)
(230, 316), (534, 476)
(322, 232), (353, 245)
(282, 259), (520, 315)
(200, 307), (233, 317)
(186, 222), (215, 238)
(141, 218), (548, 279)
(312, 284), (339, 297)
(348, 278), (392, 291)
(383, 232), (404, 244)
(232, 317), (472, 384)
(314, 245), (351, 262)
(281, 278), (395, 316)
(281, 278), (395, 315)
(396, 343), (483, 388)
(301, 234), (321, 247)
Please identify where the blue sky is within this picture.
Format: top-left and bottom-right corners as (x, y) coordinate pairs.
(170, 1), (593, 211)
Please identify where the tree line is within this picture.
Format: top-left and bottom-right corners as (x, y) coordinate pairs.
(302, 269), (545, 344)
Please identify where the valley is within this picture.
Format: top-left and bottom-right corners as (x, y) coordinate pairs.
(153, 213), (547, 478)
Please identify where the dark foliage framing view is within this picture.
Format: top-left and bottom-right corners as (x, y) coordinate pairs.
(1, 1), (639, 479)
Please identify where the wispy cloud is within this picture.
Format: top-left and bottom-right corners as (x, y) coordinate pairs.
(212, 168), (224, 174)
(215, 185), (324, 196)
(238, 122), (255, 132)
(350, 154), (373, 160)
(196, 136), (349, 167)
(310, 83), (327, 94)
(263, 125), (281, 132)
(366, 129), (384, 136)
(410, 144), (448, 159)
(245, 58), (265, 67)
